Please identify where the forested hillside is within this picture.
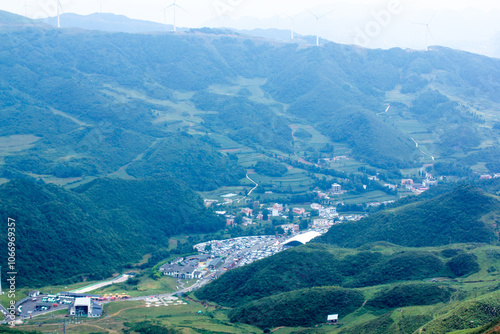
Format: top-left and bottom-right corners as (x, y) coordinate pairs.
(125, 133), (245, 191)
(229, 286), (364, 329)
(195, 243), (465, 306)
(195, 241), (500, 331)
(317, 185), (500, 247)
(0, 178), (223, 287)
(2, 9), (500, 183)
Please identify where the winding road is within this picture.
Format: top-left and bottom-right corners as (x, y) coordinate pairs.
(236, 174), (259, 203)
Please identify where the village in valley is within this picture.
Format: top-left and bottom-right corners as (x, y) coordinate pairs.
(160, 171), (448, 285)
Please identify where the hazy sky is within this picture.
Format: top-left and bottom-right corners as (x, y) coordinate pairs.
(1, 0), (500, 57)
(2, 0), (499, 25)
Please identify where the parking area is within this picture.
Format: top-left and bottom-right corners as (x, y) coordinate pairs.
(16, 295), (75, 319)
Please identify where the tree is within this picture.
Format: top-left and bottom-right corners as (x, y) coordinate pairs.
(262, 209), (269, 221)
(234, 213), (243, 225)
(276, 226), (285, 235)
(300, 219), (309, 230)
(288, 210), (294, 222)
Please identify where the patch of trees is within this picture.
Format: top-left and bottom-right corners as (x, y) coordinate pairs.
(447, 253), (480, 277)
(349, 252), (445, 287)
(229, 287), (364, 328)
(123, 321), (178, 334)
(192, 91), (293, 153)
(321, 108), (418, 169)
(367, 283), (453, 309)
(400, 73), (429, 93)
(126, 133), (245, 191)
(293, 128), (312, 139)
(254, 160), (288, 177)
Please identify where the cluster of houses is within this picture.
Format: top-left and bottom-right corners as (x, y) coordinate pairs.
(159, 255), (222, 280)
(401, 176), (438, 194)
(221, 202), (312, 227)
(194, 236), (285, 267)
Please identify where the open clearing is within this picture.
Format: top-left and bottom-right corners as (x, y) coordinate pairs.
(0, 134), (40, 156)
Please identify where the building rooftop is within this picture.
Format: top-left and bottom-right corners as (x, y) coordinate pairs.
(74, 297), (92, 307)
(282, 231), (322, 246)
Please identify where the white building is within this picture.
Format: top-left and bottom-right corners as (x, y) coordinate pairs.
(331, 183), (342, 194)
(313, 219), (332, 227)
(70, 298), (102, 317)
(310, 203), (322, 210)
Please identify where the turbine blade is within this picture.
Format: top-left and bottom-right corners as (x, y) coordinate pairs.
(175, 3), (188, 12)
(427, 11), (437, 24)
(305, 8), (318, 20)
(318, 10), (333, 19)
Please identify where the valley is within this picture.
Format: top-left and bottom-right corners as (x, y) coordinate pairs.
(1, 8), (500, 334)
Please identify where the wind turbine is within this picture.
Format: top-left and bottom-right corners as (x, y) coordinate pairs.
(56, 0), (63, 28)
(22, 0), (31, 18)
(413, 12), (436, 51)
(306, 9), (333, 46)
(281, 14), (295, 40)
(164, 0), (186, 32)
(98, 0), (106, 14)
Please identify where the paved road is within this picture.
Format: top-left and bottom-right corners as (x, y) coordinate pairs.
(73, 274), (130, 293)
(236, 174), (259, 203)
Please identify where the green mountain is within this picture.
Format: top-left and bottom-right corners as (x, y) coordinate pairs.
(1, 18), (500, 185)
(0, 178), (223, 287)
(195, 241), (500, 331)
(317, 185), (500, 248)
(195, 244), (458, 306)
(125, 133), (245, 191)
(0, 10), (35, 25)
(229, 286), (364, 329)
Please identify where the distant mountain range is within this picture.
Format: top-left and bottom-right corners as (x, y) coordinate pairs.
(1, 8), (500, 181)
(36, 12), (174, 33)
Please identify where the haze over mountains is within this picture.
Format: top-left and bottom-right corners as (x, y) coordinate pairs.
(11, 1), (500, 59)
